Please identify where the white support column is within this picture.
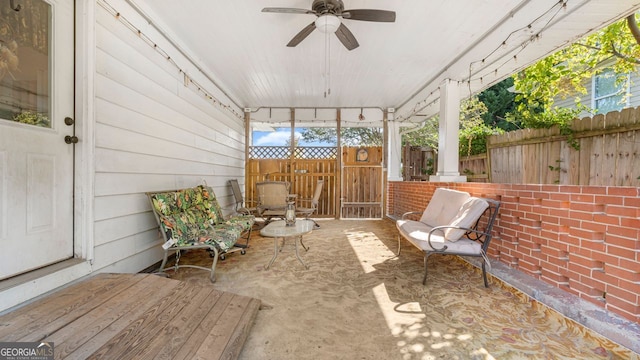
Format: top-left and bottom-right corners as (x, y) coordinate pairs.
(430, 79), (467, 182)
(387, 111), (403, 181)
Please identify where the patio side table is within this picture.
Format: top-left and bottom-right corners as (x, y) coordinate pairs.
(260, 219), (315, 269)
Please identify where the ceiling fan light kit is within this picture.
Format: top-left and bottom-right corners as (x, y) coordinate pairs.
(262, 0), (396, 51)
(315, 14), (341, 34)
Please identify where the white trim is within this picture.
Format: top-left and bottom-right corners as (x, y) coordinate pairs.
(75, 0), (96, 263)
(591, 68), (631, 113)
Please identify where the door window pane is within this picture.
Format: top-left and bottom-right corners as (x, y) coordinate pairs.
(0, 0), (51, 127)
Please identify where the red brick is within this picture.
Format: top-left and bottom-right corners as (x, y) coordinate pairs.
(607, 226), (638, 239)
(606, 298), (640, 321)
(606, 205), (638, 217)
(571, 202), (606, 213)
(559, 186), (582, 194)
(549, 208), (570, 218)
(540, 229), (559, 241)
(549, 192), (571, 201)
(568, 262), (593, 277)
(595, 195), (624, 205)
(607, 285), (639, 304)
(569, 254), (600, 269)
(592, 252), (621, 267)
(606, 234), (640, 249)
(617, 282), (640, 305)
(620, 217), (640, 228)
(606, 245), (637, 260)
(607, 187), (638, 196)
(624, 196), (640, 207)
(593, 214), (621, 226)
(592, 269), (620, 287)
(581, 186), (608, 195)
(605, 264), (640, 282)
(568, 210), (594, 221)
(570, 228), (603, 241)
(619, 258), (640, 274)
(581, 221), (607, 233)
(571, 194), (595, 203)
(581, 241), (607, 255)
(558, 217), (580, 228)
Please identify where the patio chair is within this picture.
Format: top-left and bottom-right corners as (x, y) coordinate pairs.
(296, 179), (323, 229)
(396, 188), (501, 287)
(256, 181), (293, 224)
(229, 179), (257, 216)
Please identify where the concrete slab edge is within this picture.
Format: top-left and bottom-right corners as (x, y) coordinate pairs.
(463, 256), (640, 355)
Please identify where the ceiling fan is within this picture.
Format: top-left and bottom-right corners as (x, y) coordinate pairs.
(262, 0), (396, 51)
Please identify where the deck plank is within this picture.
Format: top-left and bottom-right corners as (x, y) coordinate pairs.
(47, 274), (181, 358)
(0, 274), (260, 360)
(136, 288), (224, 360)
(0, 274), (142, 342)
(172, 292), (237, 360)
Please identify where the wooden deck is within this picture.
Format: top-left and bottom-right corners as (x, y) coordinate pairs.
(0, 273), (261, 359)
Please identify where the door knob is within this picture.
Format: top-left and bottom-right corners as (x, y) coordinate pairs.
(64, 135), (78, 144)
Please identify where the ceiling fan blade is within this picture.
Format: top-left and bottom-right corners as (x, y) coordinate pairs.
(262, 7), (316, 15)
(287, 22), (317, 47)
(342, 9), (396, 22)
(335, 23), (359, 51)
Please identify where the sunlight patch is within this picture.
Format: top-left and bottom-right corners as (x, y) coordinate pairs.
(345, 230), (396, 273)
(371, 283), (425, 336)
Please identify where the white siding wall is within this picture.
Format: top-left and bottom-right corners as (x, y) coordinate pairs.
(92, 1), (246, 274)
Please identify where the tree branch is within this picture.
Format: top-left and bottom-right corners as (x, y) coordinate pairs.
(626, 14), (640, 45)
(610, 43), (640, 64)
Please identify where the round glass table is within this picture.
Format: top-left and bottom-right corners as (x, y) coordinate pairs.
(260, 219), (315, 269)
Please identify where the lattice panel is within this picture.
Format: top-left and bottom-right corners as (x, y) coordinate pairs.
(250, 146), (337, 159)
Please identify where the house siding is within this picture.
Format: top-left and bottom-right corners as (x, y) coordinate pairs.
(554, 62), (640, 117)
(91, 1), (246, 274)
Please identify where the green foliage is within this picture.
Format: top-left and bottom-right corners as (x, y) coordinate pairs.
(477, 77), (520, 131)
(299, 127), (383, 146)
(401, 117), (439, 149)
(509, 14), (640, 132)
(421, 158), (434, 175)
(13, 111), (50, 127)
(459, 97), (504, 157)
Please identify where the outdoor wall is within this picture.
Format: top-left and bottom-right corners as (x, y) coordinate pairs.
(91, 0), (246, 274)
(388, 181), (640, 324)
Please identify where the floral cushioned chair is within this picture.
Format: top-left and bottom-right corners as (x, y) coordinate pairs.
(147, 185), (254, 282)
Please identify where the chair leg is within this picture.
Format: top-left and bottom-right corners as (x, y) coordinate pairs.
(156, 248), (171, 275)
(209, 247), (219, 283)
(482, 261), (489, 288)
(422, 253), (432, 285)
(396, 235), (402, 256)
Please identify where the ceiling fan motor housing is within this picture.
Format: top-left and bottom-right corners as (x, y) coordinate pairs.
(312, 0), (344, 15)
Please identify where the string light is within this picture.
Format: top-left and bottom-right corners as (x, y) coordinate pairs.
(398, 0), (569, 123)
(98, 0), (242, 119)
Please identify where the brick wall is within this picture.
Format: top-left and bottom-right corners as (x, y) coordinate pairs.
(388, 181), (640, 323)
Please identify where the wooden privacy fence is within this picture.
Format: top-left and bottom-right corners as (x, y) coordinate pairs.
(247, 147), (337, 217)
(488, 107), (640, 186)
(247, 146), (385, 219)
(403, 107), (640, 186)
(402, 146), (488, 182)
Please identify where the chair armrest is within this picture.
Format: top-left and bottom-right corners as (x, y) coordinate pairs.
(401, 211), (422, 220)
(427, 225), (492, 252)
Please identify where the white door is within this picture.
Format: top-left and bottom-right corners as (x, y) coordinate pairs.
(0, 0), (75, 279)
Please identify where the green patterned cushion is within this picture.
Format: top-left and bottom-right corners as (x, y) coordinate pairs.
(150, 185), (254, 251)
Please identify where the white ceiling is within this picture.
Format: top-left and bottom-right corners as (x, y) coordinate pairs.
(130, 0), (640, 123)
